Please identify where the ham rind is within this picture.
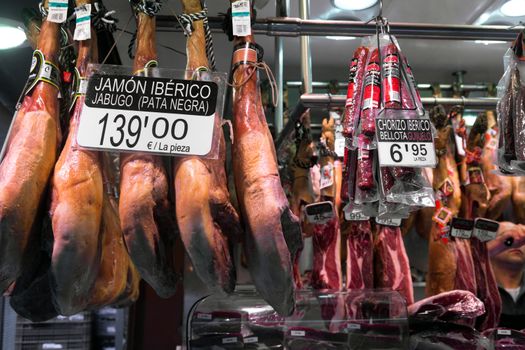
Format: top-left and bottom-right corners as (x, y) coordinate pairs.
(119, 10), (179, 298)
(374, 225), (414, 305)
(173, 0), (242, 294)
(0, 13), (61, 292)
(344, 220), (374, 290)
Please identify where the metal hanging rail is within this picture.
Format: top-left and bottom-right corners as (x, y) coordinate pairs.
(285, 81), (493, 92)
(300, 93), (499, 109)
(156, 16), (522, 41)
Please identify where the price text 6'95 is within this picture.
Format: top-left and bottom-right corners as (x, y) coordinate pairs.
(390, 143), (428, 163)
(98, 113), (188, 148)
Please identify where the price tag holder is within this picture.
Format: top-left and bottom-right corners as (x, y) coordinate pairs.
(343, 203), (370, 221)
(450, 218), (474, 239)
(375, 111), (436, 167)
(304, 201), (334, 224)
(473, 218), (499, 242)
(77, 64), (227, 159)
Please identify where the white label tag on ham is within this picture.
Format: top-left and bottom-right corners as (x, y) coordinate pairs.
(497, 329), (512, 335)
(345, 211), (370, 221)
(320, 163), (334, 189)
(78, 65), (227, 159)
(232, 0), (251, 37)
(376, 113), (436, 167)
(48, 0), (68, 23)
(74, 4), (91, 41)
(347, 323), (361, 330)
(473, 218), (499, 242)
(305, 201), (334, 224)
(335, 137), (345, 157)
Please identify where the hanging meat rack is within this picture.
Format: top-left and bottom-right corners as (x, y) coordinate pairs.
(167, 0), (522, 321)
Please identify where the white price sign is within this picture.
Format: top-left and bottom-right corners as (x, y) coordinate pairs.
(78, 69), (223, 157)
(375, 117), (436, 167)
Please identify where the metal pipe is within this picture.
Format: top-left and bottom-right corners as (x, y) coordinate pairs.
(300, 93), (499, 109)
(299, 0), (312, 94)
(286, 81), (491, 91)
(274, 0), (289, 134)
(156, 16), (523, 41)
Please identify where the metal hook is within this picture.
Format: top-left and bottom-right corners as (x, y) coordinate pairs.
(508, 21), (525, 30)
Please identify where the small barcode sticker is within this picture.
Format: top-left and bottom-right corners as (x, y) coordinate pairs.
(232, 0), (251, 36)
(498, 329), (512, 335)
(196, 312), (212, 320)
(42, 344), (63, 350)
(291, 330), (305, 337)
(244, 337), (258, 343)
(222, 337), (238, 344)
(48, 0), (69, 23)
(375, 217), (402, 227)
(347, 323), (361, 330)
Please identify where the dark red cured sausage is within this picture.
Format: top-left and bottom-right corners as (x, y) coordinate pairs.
(342, 47), (369, 138)
(360, 49), (381, 136)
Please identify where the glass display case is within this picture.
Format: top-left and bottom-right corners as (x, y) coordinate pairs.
(186, 289), (409, 349)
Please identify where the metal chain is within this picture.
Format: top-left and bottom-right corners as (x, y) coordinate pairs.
(176, 4), (216, 71)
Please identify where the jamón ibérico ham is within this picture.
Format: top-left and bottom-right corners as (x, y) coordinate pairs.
(0, 7), (61, 293)
(119, 5), (179, 298)
(230, 2), (301, 315)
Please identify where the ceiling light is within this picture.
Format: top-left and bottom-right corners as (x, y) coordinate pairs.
(474, 40), (507, 45)
(501, 0), (525, 17)
(326, 36), (357, 40)
(0, 26), (26, 50)
(333, 0), (378, 11)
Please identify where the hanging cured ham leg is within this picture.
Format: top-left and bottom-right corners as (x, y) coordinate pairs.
(49, 3), (103, 315)
(119, 2), (179, 298)
(464, 114), (501, 331)
(482, 111), (512, 220)
(173, 0), (242, 294)
(289, 112), (317, 289)
(230, 1), (302, 316)
(0, 2), (61, 292)
(426, 107), (476, 298)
